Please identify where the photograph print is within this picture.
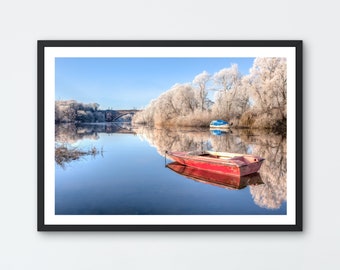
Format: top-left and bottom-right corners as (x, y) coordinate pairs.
(38, 40), (302, 231)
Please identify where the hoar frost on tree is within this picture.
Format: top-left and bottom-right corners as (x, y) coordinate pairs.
(246, 58), (287, 128)
(211, 64), (249, 120)
(133, 58), (287, 131)
(133, 83), (199, 126)
(192, 71), (211, 112)
(213, 64), (241, 92)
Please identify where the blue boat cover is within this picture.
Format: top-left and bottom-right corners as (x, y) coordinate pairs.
(210, 119), (228, 126)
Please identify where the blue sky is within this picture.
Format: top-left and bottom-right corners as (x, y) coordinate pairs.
(55, 57), (255, 110)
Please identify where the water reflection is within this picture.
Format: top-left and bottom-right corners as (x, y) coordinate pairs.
(167, 162), (264, 190)
(210, 129), (230, 136)
(55, 123), (287, 210)
(55, 123), (135, 144)
(244, 131), (287, 209)
(135, 126), (248, 156)
(133, 126), (287, 210)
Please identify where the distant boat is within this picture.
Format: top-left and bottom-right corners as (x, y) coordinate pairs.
(166, 162), (263, 190)
(165, 150), (265, 176)
(210, 119), (232, 129)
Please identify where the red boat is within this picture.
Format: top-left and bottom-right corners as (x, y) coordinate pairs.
(166, 162), (263, 190)
(165, 150), (265, 176)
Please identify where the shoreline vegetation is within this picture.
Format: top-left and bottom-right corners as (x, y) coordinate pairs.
(55, 144), (102, 167)
(132, 58), (287, 134)
(55, 58), (287, 134)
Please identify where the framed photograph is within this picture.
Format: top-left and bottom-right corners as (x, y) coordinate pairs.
(38, 40), (302, 231)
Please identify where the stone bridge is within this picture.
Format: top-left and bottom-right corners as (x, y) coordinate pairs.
(102, 109), (140, 122)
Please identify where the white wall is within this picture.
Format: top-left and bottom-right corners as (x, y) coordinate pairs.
(0, 0), (338, 269)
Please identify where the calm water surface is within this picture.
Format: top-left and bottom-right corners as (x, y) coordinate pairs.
(55, 123), (287, 215)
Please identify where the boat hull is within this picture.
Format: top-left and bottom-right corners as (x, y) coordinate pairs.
(210, 124), (230, 129)
(166, 151), (264, 176)
(166, 162), (263, 190)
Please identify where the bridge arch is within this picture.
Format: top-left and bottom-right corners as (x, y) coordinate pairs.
(111, 112), (135, 122)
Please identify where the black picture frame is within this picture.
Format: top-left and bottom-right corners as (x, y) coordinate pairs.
(38, 40), (302, 231)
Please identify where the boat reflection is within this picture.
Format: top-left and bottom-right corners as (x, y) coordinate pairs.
(166, 162), (264, 190)
(210, 129), (229, 136)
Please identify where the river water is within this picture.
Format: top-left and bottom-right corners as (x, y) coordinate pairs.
(55, 123), (287, 215)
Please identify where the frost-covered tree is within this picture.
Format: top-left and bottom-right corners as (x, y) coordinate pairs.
(211, 64), (247, 119)
(153, 91), (178, 124)
(133, 69), (214, 127)
(132, 83), (200, 126)
(132, 99), (156, 125)
(55, 100), (77, 123)
(248, 58), (287, 117)
(213, 64), (241, 92)
(55, 100), (103, 123)
(172, 83), (197, 114)
(241, 57), (287, 130)
(192, 71), (211, 111)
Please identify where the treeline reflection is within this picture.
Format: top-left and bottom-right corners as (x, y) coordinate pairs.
(136, 126), (287, 210)
(55, 124), (287, 210)
(55, 123), (134, 144)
